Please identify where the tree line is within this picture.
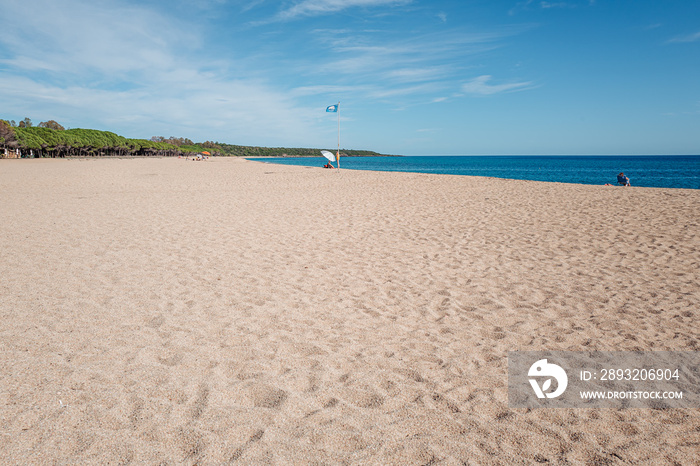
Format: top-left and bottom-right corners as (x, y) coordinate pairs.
(1, 118), (383, 158)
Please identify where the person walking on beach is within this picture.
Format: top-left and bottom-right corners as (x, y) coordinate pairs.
(617, 172), (630, 186)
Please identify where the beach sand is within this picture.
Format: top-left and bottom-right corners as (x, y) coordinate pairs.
(0, 157), (698, 464)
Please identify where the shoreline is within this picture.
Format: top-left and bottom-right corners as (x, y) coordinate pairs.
(245, 154), (700, 190)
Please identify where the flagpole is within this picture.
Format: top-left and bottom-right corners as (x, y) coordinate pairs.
(336, 101), (340, 170)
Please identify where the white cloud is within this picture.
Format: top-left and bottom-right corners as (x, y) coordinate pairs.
(540, 2), (570, 8)
(277, 25), (529, 110)
(510, 0), (591, 14)
(367, 83), (443, 99)
(313, 29), (509, 81)
(276, 0), (411, 20)
(0, 0), (328, 145)
(0, 70), (316, 144)
(384, 66), (453, 83)
(667, 31), (700, 43)
(509, 0), (533, 15)
(461, 75), (533, 95)
(0, 0), (195, 77)
(0, 0), (541, 152)
(290, 85), (365, 97)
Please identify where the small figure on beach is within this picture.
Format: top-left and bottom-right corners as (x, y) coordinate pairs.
(323, 162), (334, 169)
(617, 172), (630, 186)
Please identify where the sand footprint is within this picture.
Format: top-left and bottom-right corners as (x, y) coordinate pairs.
(341, 387), (385, 409)
(227, 429), (265, 462)
(246, 383), (288, 409)
(188, 384), (209, 420)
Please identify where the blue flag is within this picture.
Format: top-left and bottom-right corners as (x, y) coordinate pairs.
(326, 104), (338, 112)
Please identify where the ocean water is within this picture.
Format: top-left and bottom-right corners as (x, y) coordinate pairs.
(247, 155), (700, 190)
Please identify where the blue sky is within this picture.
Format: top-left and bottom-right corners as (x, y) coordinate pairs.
(1, 0), (698, 155)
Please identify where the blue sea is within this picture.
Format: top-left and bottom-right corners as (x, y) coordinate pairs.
(248, 155), (700, 190)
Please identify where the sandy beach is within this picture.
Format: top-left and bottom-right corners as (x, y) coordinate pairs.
(0, 157), (698, 464)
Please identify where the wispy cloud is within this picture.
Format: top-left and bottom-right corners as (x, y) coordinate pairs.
(273, 22), (532, 111)
(291, 27), (522, 108)
(240, 0), (268, 13)
(367, 82), (444, 99)
(667, 31), (700, 43)
(384, 66), (454, 83)
(291, 84), (361, 96)
(0, 67), (315, 143)
(0, 0), (544, 153)
(460, 75), (533, 95)
(0, 0), (197, 78)
(276, 0), (411, 20)
(509, 0), (591, 15)
(540, 2), (570, 9)
(314, 29), (513, 78)
(0, 0), (322, 144)
(509, 1), (532, 16)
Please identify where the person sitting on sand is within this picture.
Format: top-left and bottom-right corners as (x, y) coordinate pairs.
(617, 173), (630, 186)
(323, 163), (334, 169)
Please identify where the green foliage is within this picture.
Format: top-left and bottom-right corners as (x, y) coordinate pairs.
(150, 136), (194, 147)
(126, 138), (178, 151)
(13, 127), (46, 149)
(178, 144), (209, 153)
(66, 129), (129, 148)
(2, 116), (384, 158)
(201, 141), (222, 150)
(210, 143), (381, 157)
(38, 120), (66, 131)
(0, 120), (15, 143)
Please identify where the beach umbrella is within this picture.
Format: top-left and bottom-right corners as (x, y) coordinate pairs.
(201, 151), (211, 156)
(321, 150), (337, 169)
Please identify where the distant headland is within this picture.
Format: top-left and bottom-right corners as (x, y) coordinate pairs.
(0, 117), (387, 159)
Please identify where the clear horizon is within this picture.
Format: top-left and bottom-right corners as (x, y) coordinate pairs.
(1, 0), (699, 156)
